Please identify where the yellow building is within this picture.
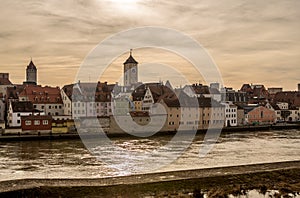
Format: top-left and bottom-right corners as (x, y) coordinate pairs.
(52, 119), (75, 133)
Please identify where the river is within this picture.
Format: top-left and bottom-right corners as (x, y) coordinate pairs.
(0, 129), (299, 182)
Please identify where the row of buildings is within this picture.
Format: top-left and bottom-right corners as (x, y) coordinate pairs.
(0, 52), (300, 134)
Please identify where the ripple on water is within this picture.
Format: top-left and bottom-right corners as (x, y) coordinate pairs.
(0, 129), (299, 181)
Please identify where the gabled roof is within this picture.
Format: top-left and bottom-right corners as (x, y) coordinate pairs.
(198, 97), (224, 108)
(11, 101), (40, 113)
(6, 85), (25, 100)
(63, 82), (114, 102)
(190, 84), (210, 94)
(147, 83), (173, 103)
(0, 73), (12, 86)
(274, 91), (300, 108)
(19, 85), (62, 104)
(240, 84), (253, 93)
(159, 92), (223, 108)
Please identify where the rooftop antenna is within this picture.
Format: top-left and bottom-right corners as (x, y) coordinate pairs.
(130, 49), (132, 56)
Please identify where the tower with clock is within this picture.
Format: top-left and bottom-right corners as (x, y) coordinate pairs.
(123, 49), (138, 87)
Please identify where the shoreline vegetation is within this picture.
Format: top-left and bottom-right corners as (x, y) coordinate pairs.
(0, 123), (299, 142)
(0, 161), (299, 197)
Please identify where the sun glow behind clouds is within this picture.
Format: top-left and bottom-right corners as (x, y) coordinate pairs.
(106, 0), (141, 12)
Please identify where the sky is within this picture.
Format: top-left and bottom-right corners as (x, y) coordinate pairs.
(0, 0), (299, 90)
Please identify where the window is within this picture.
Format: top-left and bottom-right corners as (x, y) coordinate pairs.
(49, 106), (52, 109)
(25, 120), (31, 125)
(17, 113), (20, 117)
(17, 120), (20, 124)
(34, 120), (40, 125)
(43, 120), (48, 125)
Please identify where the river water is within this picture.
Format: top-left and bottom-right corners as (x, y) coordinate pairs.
(0, 129), (299, 182)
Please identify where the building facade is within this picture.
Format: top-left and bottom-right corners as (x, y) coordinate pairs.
(18, 85), (63, 116)
(7, 101), (44, 128)
(21, 115), (52, 133)
(245, 106), (276, 125)
(222, 102), (237, 127)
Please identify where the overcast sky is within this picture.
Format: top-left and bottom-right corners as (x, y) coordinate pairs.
(0, 0), (299, 90)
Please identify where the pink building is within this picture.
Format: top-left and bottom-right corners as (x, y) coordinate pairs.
(245, 106), (276, 125)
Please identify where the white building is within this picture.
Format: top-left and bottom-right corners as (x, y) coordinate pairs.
(63, 82), (113, 118)
(142, 87), (154, 112)
(7, 101), (44, 128)
(221, 102), (237, 127)
(112, 92), (132, 116)
(271, 102), (300, 122)
(61, 87), (72, 116)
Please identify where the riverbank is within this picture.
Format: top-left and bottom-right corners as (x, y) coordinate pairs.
(0, 160), (299, 197)
(0, 123), (299, 142)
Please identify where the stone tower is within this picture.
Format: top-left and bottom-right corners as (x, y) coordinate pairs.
(123, 49), (138, 87)
(26, 59), (37, 85)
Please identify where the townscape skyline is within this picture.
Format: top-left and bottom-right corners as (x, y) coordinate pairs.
(0, 0), (299, 90)
(2, 57), (300, 92)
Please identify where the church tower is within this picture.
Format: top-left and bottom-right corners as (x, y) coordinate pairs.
(26, 59), (37, 85)
(123, 49), (138, 86)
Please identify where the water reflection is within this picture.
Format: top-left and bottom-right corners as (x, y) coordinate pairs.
(0, 129), (299, 181)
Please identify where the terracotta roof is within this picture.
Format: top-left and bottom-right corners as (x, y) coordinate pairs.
(6, 85), (25, 100)
(273, 91), (300, 108)
(147, 83), (174, 103)
(252, 85), (269, 98)
(242, 105), (259, 114)
(63, 82), (114, 102)
(190, 84), (210, 94)
(198, 97), (224, 108)
(160, 92), (223, 108)
(11, 101), (40, 112)
(19, 85), (62, 104)
(0, 78), (12, 85)
(21, 115), (52, 120)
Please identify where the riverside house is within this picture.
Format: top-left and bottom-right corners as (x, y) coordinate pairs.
(21, 115), (52, 133)
(244, 105), (276, 125)
(7, 101), (44, 128)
